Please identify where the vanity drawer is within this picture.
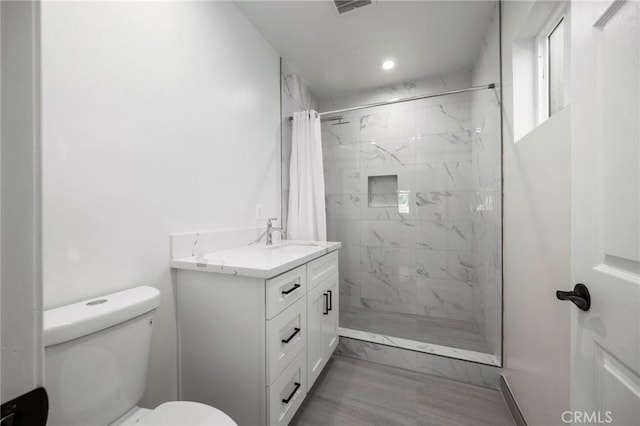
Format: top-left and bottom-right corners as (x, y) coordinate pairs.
(268, 350), (306, 426)
(266, 265), (307, 319)
(306, 251), (338, 291)
(266, 296), (306, 385)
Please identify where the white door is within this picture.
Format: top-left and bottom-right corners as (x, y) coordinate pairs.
(570, 1), (640, 424)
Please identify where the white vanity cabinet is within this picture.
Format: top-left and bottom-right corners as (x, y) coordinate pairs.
(176, 247), (339, 426)
(306, 252), (339, 390)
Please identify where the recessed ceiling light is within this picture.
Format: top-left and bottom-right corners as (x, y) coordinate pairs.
(382, 60), (395, 70)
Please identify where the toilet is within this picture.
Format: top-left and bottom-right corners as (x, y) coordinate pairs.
(44, 286), (236, 426)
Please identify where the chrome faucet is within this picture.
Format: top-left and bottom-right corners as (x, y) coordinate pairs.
(266, 218), (284, 245)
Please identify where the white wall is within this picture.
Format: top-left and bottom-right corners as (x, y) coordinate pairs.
(502, 1), (571, 424)
(1, 0), (43, 404)
(41, 1), (280, 406)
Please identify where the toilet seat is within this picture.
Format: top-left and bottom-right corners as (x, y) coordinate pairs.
(137, 401), (237, 426)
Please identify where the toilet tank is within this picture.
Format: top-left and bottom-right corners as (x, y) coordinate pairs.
(44, 286), (161, 426)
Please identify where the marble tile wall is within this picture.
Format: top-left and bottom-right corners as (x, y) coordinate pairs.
(470, 2), (503, 363)
(319, 70), (479, 322)
(281, 60), (319, 230)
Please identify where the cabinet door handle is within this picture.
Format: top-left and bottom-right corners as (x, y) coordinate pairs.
(281, 327), (301, 344)
(323, 293), (329, 315)
(281, 283), (301, 295)
(281, 382), (301, 404)
(327, 290), (332, 311)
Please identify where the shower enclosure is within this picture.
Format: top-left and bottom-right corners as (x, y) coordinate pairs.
(282, 3), (501, 367)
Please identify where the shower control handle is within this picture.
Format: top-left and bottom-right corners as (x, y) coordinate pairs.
(556, 283), (591, 311)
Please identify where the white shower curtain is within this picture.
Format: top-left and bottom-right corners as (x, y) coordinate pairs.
(287, 110), (326, 241)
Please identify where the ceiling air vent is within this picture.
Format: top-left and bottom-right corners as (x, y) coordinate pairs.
(334, 0), (373, 15)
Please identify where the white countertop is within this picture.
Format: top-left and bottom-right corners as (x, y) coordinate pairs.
(170, 240), (341, 279)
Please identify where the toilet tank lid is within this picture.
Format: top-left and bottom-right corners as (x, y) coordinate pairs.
(44, 286), (161, 347)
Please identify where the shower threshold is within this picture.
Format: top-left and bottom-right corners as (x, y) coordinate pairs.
(339, 307), (501, 366)
(338, 327), (500, 367)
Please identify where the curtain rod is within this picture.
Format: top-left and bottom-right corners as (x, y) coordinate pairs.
(288, 83), (495, 121)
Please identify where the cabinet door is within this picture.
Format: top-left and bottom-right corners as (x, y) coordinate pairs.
(306, 282), (328, 390)
(322, 273), (339, 358)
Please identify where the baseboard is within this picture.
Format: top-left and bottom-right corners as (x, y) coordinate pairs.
(500, 375), (527, 426)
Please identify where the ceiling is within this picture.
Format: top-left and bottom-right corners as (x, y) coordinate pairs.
(235, 0), (497, 98)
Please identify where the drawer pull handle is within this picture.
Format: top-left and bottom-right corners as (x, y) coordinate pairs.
(323, 293), (329, 315)
(327, 290), (333, 311)
(282, 382), (301, 404)
(281, 327), (301, 344)
(281, 283), (301, 295)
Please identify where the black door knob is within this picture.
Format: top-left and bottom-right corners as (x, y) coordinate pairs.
(556, 283), (591, 311)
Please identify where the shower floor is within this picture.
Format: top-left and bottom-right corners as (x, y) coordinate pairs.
(340, 306), (488, 354)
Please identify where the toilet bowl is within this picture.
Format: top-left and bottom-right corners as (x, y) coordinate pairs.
(44, 286), (236, 426)
(113, 402), (235, 426)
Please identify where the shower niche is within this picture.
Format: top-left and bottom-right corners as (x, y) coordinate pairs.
(368, 175), (398, 208)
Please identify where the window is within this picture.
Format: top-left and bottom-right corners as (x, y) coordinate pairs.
(548, 18), (566, 115)
(536, 4), (569, 121)
(512, 0), (570, 141)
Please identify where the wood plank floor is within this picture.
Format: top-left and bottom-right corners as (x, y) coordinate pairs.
(340, 307), (488, 353)
(291, 356), (515, 426)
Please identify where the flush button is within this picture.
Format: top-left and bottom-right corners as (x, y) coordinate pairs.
(86, 299), (107, 306)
